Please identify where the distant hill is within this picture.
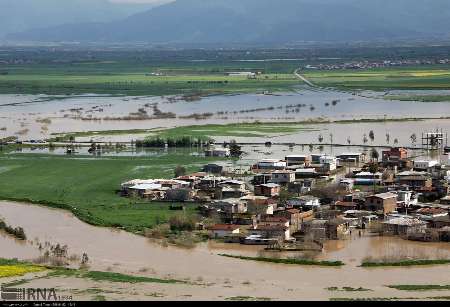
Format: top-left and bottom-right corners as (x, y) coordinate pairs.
(0, 0), (162, 39)
(6, 0), (450, 45)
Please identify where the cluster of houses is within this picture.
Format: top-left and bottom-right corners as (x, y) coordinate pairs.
(303, 58), (450, 71)
(121, 147), (450, 246)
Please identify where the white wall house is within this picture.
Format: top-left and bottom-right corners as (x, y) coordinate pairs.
(414, 160), (439, 170)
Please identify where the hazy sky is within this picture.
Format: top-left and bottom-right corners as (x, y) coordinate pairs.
(110, 0), (173, 3)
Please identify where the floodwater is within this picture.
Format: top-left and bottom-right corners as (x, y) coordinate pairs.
(1, 88), (450, 142)
(1, 200), (450, 300)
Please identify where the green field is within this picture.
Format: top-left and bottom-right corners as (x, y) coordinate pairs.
(0, 152), (222, 233)
(384, 95), (450, 102)
(0, 62), (300, 96)
(302, 66), (450, 90)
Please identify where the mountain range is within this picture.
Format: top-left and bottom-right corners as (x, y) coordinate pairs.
(4, 0), (450, 45)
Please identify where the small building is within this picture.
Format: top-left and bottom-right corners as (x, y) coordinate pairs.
(208, 224), (241, 239)
(250, 225), (290, 241)
(285, 155), (310, 167)
(396, 171), (433, 190)
(270, 170), (296, 184)
(252, 173), (272, 185)
(205, 147), (230, 157)
(319, 155), (338, 171)
(382, 147), (408, 162)
(295, 168), (318, 179)
(286, 196), (321, 209)
(244, 196), (274, 215)
(217, 180), (248, 199)
(211, 199), (247, 215)
(202, 164), (224, 175)
(287, 179), (315, 195)
(337, 152), (366, 164)
(382, 217), (427, 236)
(259, 216), (290, 228)
(365, 192), (398, 215)
(254, 183), (281, 197)
(414, 160), (439, 171)
(255, 159), (287, 170)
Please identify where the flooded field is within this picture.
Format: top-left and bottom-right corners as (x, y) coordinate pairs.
(2, 88), (450, 142)
(1, 201), (450, 300)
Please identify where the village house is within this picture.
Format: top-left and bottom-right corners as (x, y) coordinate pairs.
(252, 173), (272, 185)
(275, 208), (314, 232)
(354, 171), (383, 185)
(364, 192), (398, 215)
(396, 171), (433, 190)
(319, 155), (338, 171)
(337, 152), (366, 164)
(244, 195), (275, 215)
(254, 159), (287, 170)
(202, 164), (224, 175)
(287, 179), (315, 195)
(217, 180), (248, 198)
(254, 183), (281, 197)
(382, 217), (427, 236)
(259, 216), (290, 228)
(210, 198), (247, 215)
(382, 147), (408, 162)
(286, 195), (321, 210)
(249, 225), (291, 241)
(295, 168), (318, 179)
(285, 155), (310, 167)
(208, 224), (241, 239)
(413, 160), (439, 171)
(204, 147), (230, 157)
(270, 170), (296, 184)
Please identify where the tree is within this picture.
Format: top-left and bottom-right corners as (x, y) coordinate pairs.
(394, 138), (399, 145)
(174, 165), (186, 178)
(370, 148), (379, 162)
(363, 134), (368, 144)
(229, 140), (243, 158)
(410, 133), (417, 147)
(368, 162), (379, 193)
(318, 134), (324, 143)
(347, 137), (351, 145)
(386, 133), (390, 144)
(369, 130), (375, 142)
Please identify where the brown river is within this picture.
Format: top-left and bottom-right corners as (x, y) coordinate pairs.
(1, 201), (450, 300)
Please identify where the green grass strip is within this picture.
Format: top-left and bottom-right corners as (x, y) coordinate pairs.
(361, 259), (450, 267)
(219, 254), (344, 267)
(387, 285), (450, 291)
(48, 268), (185, 284)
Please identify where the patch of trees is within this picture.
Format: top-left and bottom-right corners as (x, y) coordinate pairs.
(0, 219), (26, 240)
(135, 136), (213, 148)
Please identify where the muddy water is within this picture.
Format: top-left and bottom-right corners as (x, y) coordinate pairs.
(1, 200), (450, 293)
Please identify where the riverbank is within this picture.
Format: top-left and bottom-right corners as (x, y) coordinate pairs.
(1, 201), (450, 301)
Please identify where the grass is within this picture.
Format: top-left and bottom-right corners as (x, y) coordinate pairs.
(48, 267), (185, 284)
(0, 64), (300, 96)
(326, 286), (372, 292)
(303, 66), (450, 90)
(0, 259), (47, 278)
(360, 259), (450, 267)
(218, 254), (344, 267)
(387, 285), (450, 291)
(0, 152), (222, 233)
(225, 296), (272, 301)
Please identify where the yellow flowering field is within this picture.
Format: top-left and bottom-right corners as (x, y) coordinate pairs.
(0, 265), (46, 278)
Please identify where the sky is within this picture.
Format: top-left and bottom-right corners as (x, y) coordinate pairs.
(110, 0), (173, 3)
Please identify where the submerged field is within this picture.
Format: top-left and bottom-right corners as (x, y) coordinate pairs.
(302, 66), (450, 90)
(0, 152), (222, 233)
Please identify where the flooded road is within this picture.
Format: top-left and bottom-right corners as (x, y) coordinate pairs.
(1, 200), (450, 300)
